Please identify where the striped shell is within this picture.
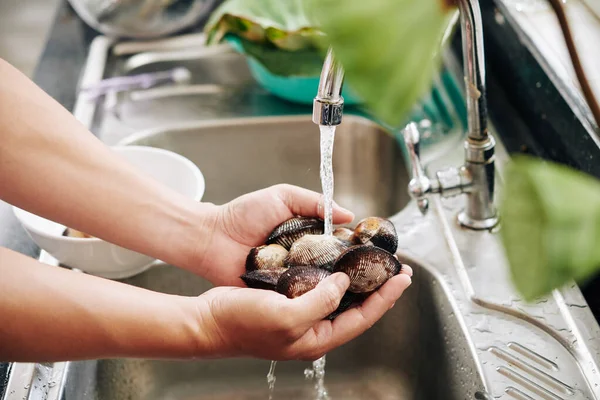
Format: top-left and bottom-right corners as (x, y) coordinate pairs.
(333, 245), (402, 293)
(284, 234), (349, 271)
(266, 217), (324, 250)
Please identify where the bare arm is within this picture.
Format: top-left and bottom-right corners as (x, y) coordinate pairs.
(0, 58), (213, 271)
(0, 246), (412, 362)
(0, 247), (206, 362)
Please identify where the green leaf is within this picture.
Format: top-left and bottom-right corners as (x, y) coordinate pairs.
(204, 0), (322, 51)
(227, 36), (325, 77)
(499, 155), (600, 301)
(307, 0), (457, 127)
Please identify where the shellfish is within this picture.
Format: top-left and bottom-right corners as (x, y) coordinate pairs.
(277, 266), (361, 320)
(245, 244), (288, 271)
(241, 269), (286, 291)
(240, 215), (406, 320)
(284, 234), (349, 271)
(353, 217), (398, 254)
(266, 217), (324, 250)
(333, 245), (402, 293)
(277, 266), (331, 298)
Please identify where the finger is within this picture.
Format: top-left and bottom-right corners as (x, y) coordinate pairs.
(274, 184), (354, 223)
(287, 273), (350, 329)
(311, 274), (411, 354)
(401, 265), (413, 277)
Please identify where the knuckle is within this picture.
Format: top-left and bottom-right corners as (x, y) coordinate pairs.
(321, 287), (341, 312)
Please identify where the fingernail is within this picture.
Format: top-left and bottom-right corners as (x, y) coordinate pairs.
(389, 302), (396, 309)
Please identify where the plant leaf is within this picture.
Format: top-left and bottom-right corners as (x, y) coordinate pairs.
(307, 0), (457, 127)
(204, 0), (322, 51)
(500, 155), (600, 301)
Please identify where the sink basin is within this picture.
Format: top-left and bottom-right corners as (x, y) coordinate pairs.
(56, 115), (485, 399)
(60, 260), (485, 400)
(120, 115), (410, 221)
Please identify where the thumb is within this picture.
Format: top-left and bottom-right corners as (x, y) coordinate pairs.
(290, 273), (350, 328)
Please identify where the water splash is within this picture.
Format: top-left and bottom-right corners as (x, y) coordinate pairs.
(267, 360), (277, 400)
(304, 355), (329, 400)
(319, 125), (336, 236)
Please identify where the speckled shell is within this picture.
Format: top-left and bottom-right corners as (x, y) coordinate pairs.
(277, 266), (331, 298)
(353, 217), (398, 254)
(333, 245), (402, 293)
(333, 227), (357, 245)
(240, 269), (286, 291)
(266, 217), (324, 250)
(245, 244), (288, 272)
(284, 234), (349, 271)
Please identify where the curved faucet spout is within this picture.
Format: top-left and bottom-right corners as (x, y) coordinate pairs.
(312, 47), (345, 126)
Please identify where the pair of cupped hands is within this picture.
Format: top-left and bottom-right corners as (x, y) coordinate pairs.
(191, 184), (413, 361)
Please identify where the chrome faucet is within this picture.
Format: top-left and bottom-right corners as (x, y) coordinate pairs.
(312, 0), (499, 230)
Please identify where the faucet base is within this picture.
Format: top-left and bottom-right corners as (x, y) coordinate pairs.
(457, 210), (499, 230)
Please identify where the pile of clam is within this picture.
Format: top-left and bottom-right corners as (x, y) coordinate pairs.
(241, 216), (406, 319)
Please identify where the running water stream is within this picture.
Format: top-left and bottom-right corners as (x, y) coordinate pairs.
(303, 125), (337, 400)
(266, 125), (336, 400)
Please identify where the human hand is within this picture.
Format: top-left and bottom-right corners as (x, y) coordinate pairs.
(193, 268), (412, 360)
(196, 184), (355, 287)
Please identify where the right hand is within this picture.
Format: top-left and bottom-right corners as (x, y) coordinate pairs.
(193, 268), (412, 361)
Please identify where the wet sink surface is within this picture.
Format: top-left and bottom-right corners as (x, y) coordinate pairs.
(120, 115), (410, 221)
(63, 262), (485, 400)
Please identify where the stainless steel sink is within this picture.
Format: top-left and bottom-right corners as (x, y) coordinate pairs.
(58, 260), (486, 400)
(120, 115), (409, 219)
(6, 33), (600, 400)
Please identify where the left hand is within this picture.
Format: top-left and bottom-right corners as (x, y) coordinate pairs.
(195, 184), (355, 287)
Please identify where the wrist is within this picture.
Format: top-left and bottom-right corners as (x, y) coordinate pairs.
(162, 200), (220, 275)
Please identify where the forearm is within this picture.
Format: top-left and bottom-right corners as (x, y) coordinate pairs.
(0, 58), (214, 271)
(0, 247), (210, 362)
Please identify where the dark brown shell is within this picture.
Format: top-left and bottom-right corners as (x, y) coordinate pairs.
(240, 269), (286, 291)
(266, 217), (324, 250)
(277, 266), (331, 298)
(353, 217), (398, 254)
(284, 234), (349, 271)
(245, 244), (288, 272)
(333, 245), (402, 293)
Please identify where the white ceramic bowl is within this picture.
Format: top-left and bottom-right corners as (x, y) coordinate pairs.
(13, 146), (205, 279)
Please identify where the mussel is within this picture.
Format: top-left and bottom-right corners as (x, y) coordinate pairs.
(284, 234), (348, 271)
(333, 245), (402, 293)
(266, 217), (324, 250)
(353, 217), (398, 254)
(245, 244), (288, 271)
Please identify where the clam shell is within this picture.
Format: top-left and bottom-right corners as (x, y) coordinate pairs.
(333, 227), (357, 245)
(245, 244), (288, 272)
(277, 266), (331, 298)
(284, 234), (349, 271)
(266, 217), (324, 250)
(240, 269), (286, 291)
(333, 245), (402, 293)
(353, 217), (398, 254)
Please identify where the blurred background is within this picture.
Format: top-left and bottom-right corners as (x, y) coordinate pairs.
(0, 0), (62, 76)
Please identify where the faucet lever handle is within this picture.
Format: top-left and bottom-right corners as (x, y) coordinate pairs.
(402, 123), (437, 215)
